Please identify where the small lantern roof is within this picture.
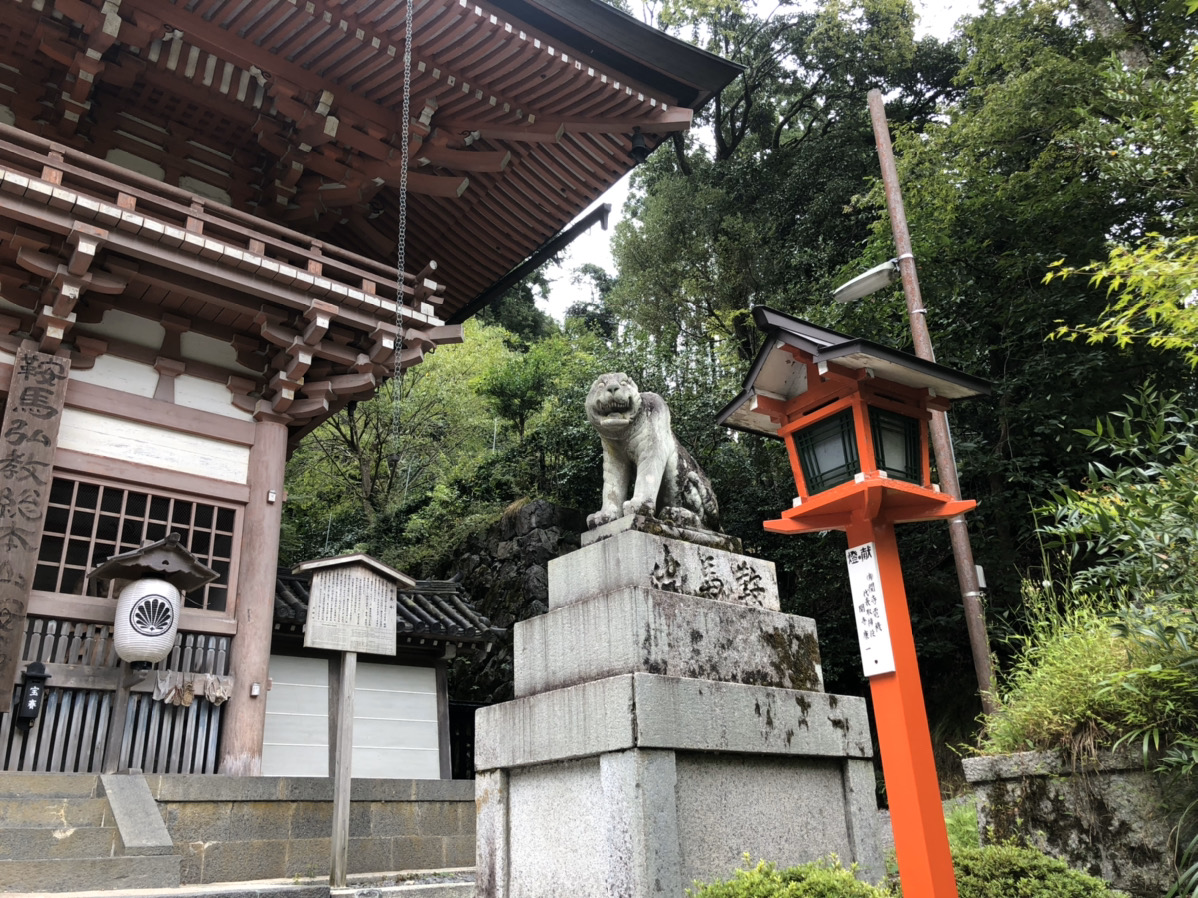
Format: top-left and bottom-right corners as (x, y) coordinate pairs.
(292, 553), (417, 588)
(87, 533), (220, 594)
(718, 307), (991, 437)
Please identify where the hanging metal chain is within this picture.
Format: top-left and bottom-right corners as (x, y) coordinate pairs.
(390, 0), (414, 459)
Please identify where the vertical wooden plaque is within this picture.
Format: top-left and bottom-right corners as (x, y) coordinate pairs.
(0, 347), (70, 712)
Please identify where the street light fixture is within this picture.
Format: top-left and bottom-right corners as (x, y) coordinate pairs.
(849, 87), (998, 716)
(831, 258), (899, 303)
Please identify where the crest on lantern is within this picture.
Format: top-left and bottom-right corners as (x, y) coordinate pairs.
(88, 533), (219, 668)
(717, 307), (990, 534)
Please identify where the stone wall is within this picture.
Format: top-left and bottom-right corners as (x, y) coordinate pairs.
(144, 775), (475, 884)
(963, 749), (1175, 897)
(445, 499), (585, 704)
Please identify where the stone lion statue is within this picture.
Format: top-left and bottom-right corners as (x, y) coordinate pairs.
(585, 372), (720, 532)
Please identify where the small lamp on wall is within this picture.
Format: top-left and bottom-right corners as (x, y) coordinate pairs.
(16, 661), (51, 730)
(88, 533), (219, 669)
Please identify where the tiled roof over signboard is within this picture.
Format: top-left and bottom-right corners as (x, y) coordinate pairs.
(275, 570), (497, 648)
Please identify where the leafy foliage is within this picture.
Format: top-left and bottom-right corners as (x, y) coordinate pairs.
(849, 0), (1194, 623)
(948, 844), (1125, 898)
(978, 585), (1141, 756)
(945, 800), (982, 854)
(1039, 385), (1198, 606)
(1048, 236), (1198, 369)
(688, 847), (1124, 898)
(689, 857), (890, 898)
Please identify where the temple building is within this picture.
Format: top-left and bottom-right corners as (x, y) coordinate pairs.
(0, 0), (739, 777)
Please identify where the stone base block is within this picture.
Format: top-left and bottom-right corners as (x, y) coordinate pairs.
(582, 514), (743, 553)
(548, 529), (778, 610)
(477, 674), (872, 770)
(514, 587), (822, 698)
(475, 748), (882, 898)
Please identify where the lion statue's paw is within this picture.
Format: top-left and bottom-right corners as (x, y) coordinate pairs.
(587, 509), (617, 529)
(622, 498), (655, 519)
(659, 506), (704, 529)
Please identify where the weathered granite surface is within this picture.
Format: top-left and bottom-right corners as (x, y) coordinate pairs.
(476, 529), (884, 898)
(549, 528), (777, 611)
(477, 674), (870, 769)
(514, 586), (822, 697)
(964, 749), (1175, 897)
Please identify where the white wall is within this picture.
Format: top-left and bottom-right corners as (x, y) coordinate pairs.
(57, 408), (251, 483)
(261, 654), (441, 779)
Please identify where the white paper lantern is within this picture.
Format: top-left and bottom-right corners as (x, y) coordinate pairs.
(114, 578), (181, 666)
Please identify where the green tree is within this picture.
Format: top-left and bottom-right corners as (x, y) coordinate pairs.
(1048, 235), (1198, 368)
(475, 271), (559, 346)
(844, 0), (1197, 620)
(607, 0), (960, 365)
(281, 319), (511, 565)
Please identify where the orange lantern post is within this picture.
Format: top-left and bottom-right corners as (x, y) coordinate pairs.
(719, 308), (991, 898)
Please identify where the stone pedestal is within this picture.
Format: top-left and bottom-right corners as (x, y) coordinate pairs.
(475, 524), (883, 898)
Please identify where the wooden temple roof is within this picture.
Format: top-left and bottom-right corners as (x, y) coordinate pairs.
(0, 0), (738, 315)
(0, 0), (739, 438)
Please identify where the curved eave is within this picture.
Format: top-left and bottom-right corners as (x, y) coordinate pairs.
(487, 0), (745, 109)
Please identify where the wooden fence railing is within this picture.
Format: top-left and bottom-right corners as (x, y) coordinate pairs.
(1, 615), (230, 774)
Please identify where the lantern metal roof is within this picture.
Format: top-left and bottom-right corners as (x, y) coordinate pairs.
(718, 307), (991, 437)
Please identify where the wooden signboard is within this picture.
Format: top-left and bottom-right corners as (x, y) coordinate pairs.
(0, 347), (70, 712)
(302, 563), (397, 657)
(292, 554), (409, 888)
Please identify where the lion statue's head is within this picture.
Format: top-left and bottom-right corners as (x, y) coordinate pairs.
(586, 372), (643, 436)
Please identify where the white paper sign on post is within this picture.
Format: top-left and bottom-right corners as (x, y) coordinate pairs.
(845, 542), (896, 677)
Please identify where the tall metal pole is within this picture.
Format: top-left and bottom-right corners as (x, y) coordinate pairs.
(867, 89), (997, 715)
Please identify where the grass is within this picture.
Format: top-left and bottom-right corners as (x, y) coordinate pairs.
(978, 584), (1138, 758)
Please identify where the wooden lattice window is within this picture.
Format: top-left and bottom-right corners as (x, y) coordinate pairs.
(34, 476), (237, 613)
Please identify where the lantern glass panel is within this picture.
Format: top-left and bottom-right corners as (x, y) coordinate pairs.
(795, 409), (860, 493)
(869, 407), (921, 483)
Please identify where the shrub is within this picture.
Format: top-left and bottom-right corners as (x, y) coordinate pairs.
(691, 848), (1123, 898)
(951, 844), (1125, 898)
(689, 858), (891, 898)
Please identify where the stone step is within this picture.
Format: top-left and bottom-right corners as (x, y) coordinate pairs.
(0, 870), (474, 897)
(0, 826), (120, 861)
(0, 798), (113, 829)
(0, 775), (101, 801)
(0, 855), (182, 893)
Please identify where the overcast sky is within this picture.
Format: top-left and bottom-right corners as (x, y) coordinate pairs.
(540, 0), (980, 319)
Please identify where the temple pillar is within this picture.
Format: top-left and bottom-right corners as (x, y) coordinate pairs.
(219, 411), (288, 775)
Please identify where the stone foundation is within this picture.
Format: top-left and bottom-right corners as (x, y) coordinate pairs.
(963, 749), (1176, 897)
(475, 526), (883, 898)
(148, 775), (475, 884)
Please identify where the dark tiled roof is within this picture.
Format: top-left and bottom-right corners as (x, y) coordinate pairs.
(275, 571), (498, 647)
